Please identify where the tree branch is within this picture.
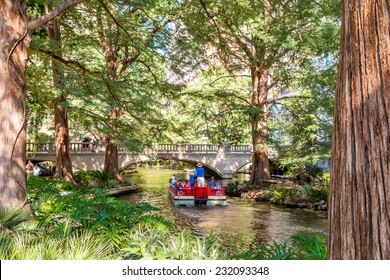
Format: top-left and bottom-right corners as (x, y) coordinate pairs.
(36, 48), (94, 75)
(201, 74), (251, 88)
(268, 95), (311, 103)
(28, 0), (87, 31)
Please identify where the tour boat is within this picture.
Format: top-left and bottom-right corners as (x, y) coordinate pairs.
(168, 175), (227, 207)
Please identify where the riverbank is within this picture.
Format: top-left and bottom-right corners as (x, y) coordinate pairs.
(226, 182), (328, 211)
(106, 185), (139, 196)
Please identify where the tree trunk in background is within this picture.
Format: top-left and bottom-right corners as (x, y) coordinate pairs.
(0, 1), (31, 210)
(54, 95), (73, 181)
(250, 67), (271, 184)
(104, 136), (120, 179)
(327, 0), (390, 259)
(47, 16), (74, 181)
(97, 10), (122, 180)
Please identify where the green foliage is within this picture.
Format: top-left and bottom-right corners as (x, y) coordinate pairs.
(234, 233), (326, 260)
(121, 227), (223, 260)
(73, 171), (116, 189)
(174, 0), (341, 153)
(0, 209), (31, 234)
(0, 230), (116, 260)
(234, 241), (298, 260)
(266, 185), (292, 204)
(322, 173), (330, 186)
(27, 176), (73, 211)
(27, 177), (172, 247)
(228, 181), (328, 204)
(35, 191), (163, 237)
(165, 68), (252, 144)
(290, 233), (327, 260)
(295, 183), (328, 202)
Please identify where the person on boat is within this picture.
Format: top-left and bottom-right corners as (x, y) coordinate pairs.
(169, 175), (177, 188)
(183, 182), (190, 189)
(194, 162), (205, 187)
(208, 176), (217, 188)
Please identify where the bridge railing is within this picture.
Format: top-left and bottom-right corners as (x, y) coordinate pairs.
(27, 142), (56, 156)
(27, 142), (255, 156)
(69, 142), (105, 153)
(27, 141), (105, 156)
(155, 144), (253, 154)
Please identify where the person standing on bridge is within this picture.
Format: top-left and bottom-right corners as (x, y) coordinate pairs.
(194, 162), (205, 187)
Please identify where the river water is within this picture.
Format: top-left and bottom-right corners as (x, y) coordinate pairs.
(118, 168), (327, 254)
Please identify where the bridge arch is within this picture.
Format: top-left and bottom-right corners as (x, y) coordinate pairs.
(119, 157), (224, 178)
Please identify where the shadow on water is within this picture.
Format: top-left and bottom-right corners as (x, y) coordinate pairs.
(118, 168), (327, 254)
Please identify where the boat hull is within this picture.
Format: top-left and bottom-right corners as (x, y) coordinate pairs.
(169, 179), (226, 207)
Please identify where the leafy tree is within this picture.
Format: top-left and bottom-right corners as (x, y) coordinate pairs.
(26, 1), (180, 180)
(63, 0), (180, 178)
(0, 0), (86, 210)
(269, 54), (338, 176)
(177, 0), (340, 184)
(166, 67), (252, 145)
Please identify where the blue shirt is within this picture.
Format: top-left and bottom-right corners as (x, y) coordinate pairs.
(194, 167), (205, 177)
(208, 180), (217, 188)
(169, 179), (177, 188)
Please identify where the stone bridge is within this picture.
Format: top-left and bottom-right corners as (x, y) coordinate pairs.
(27, 142), (274, 178)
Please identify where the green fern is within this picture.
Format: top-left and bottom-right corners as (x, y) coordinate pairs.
(0, 208), (31, 234)
(234, 241), (298, 260)
(289, 233), (327, 260)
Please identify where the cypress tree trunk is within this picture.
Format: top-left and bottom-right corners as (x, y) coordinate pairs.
(327, 0), (390, 259)
(0, 1), (31, 210)
(54, 95), (73, 181)
(103, 136), (120, 179)
(47, 16), (74, 181)
(250, 67), (271, 184)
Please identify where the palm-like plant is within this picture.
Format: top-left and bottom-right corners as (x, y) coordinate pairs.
(0, 208), (31, 234)
(121, 227), (224, 260)
(0, 230), (116, 260)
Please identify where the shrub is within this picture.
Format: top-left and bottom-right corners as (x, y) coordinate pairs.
(289, 233), (327, 260)
(27, 177), (173, 246)
(73, 170), (116, 189)
(233, 241), (298, 260)
(0, 209), (31, 235)
(233, 233), (326, 260)
(266, 185), (292, 203)
(0, 230), (116, 260)
(121, 227), (224, 260)
(295, 183), (328, 202)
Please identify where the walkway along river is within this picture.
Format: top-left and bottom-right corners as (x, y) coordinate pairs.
(118, 168), (327, 255)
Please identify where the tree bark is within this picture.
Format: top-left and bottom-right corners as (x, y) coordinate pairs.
(104, 136), (120, 179)
(250, 67), (271, 183)
(0, 1), (31, 210)
(54, 95), (74, 181)
(328, 0), (390, 259)
(47, 15), (74, 181)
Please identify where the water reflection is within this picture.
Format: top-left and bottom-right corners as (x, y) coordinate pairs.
(118, 168), (327, 254)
